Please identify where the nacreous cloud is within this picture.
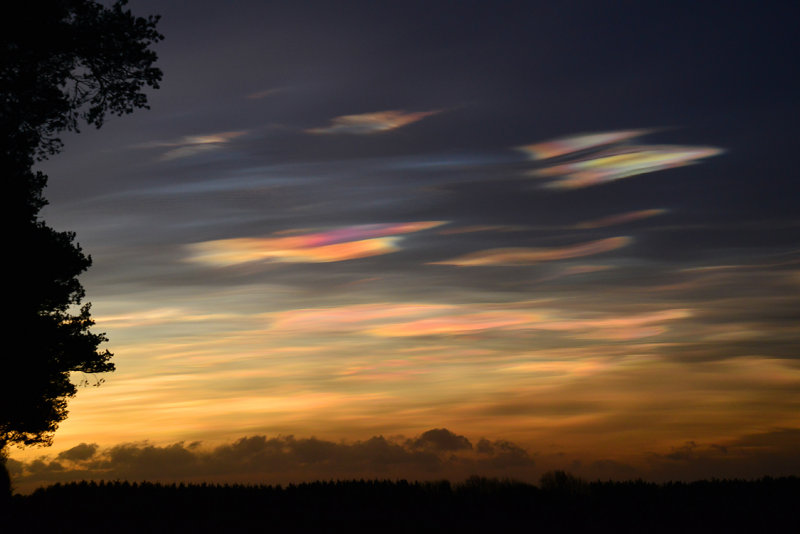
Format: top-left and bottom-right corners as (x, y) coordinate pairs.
(136, 130), (249, 161)
(185, 221), (446, 266)
(533, 145), (723, 189)
(518, 129), (649, 160)
(431, 236), (631, 266)
(518, 129), (723, 189)
(306, 109), (441, 134)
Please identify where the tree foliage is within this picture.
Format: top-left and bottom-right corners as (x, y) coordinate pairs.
(1, 0), (162, 448)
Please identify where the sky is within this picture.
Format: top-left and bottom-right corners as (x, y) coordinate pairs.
(9, 0), (800, 491)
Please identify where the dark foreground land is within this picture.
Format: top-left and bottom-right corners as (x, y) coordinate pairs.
(4, 476), (799, 533)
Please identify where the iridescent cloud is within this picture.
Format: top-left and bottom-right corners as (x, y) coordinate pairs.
(267, 300), (688, 340)
(367, 311), (543, 337)
(269, 303), (456, 332)
(185, 221), (446, 266)
(518, 129), (649, 160)
(95, 308), (242, 328)
(136, 130), (249, 161)
(306, 109), (441, 134)
(533, 144), (723, 189)
(371, 307), (689, 339)
(431, 236), (631, 266)
(575, 209), (668, 229)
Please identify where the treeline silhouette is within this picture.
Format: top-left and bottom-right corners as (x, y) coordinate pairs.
(4, 474), (798, 532)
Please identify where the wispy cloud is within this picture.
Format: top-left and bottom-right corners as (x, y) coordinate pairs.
(136, 130), (249, 161)
(267, 300), (689, 340)
(438, 225), (530, 235)
(306, 109), (441, 134)
(185, 221), (446, 266)
(366, 311), (543, 337)
(533, 145), (723, 189)
(518, 129), (650, 160)
(518, 129), (723, 189)
(269, 303), (456, 332)
(95, 308), (243, 328)
(537, 264), (613, 282)
(575, 209), (668, 229)
(245, 87), (283, 99)
(370, 307), (690, 339)
(431, 236), (631, 266)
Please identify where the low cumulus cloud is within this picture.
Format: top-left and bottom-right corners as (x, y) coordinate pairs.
(56, 443), (99, 462)
(306, 109), (441, 134)
(409, 428), (473, 452)
(644, 428), (800, 481)
(10, 429), (536, 492)
(12, 427), (800, 493)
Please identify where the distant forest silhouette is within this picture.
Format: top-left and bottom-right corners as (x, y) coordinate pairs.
(4, 475), (799, 532)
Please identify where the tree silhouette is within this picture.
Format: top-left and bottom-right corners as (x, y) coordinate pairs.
(538, 470), (588, 495)
(1, 0), (162, 456)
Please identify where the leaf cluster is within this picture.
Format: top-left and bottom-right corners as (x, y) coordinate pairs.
(2, 0), (161, 448)
(1, 0), (163, 160)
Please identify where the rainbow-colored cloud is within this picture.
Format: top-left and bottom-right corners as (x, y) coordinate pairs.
(186, 221), (446, 266)
(137, 130), (249, 161)
(518, 129), (648, 160)
(519, 130), (723, 189)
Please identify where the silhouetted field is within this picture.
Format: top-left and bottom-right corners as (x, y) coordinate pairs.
(4, 476), (799, 533)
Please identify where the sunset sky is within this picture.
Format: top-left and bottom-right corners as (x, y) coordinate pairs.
(10, 0), (800, 490)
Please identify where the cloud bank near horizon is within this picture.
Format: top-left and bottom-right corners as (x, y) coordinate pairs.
(9, 427), (800, 494)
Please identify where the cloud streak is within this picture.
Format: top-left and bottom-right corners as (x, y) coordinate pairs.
(518, 129), (723, 189)
(431, 237), (631, 266)
(266, 300), (690, 340)
(518, 129), (649, 160)
(533, 145), (723, 189)
(575, 209), (668, 229)
(185, 221), (446, 266)
(306, 109), (441, 134)
(136, 130), (249, 161)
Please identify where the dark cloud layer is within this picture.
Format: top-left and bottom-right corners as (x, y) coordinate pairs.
(11, 427), (800, 494)
(10, 429), (535, 492)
